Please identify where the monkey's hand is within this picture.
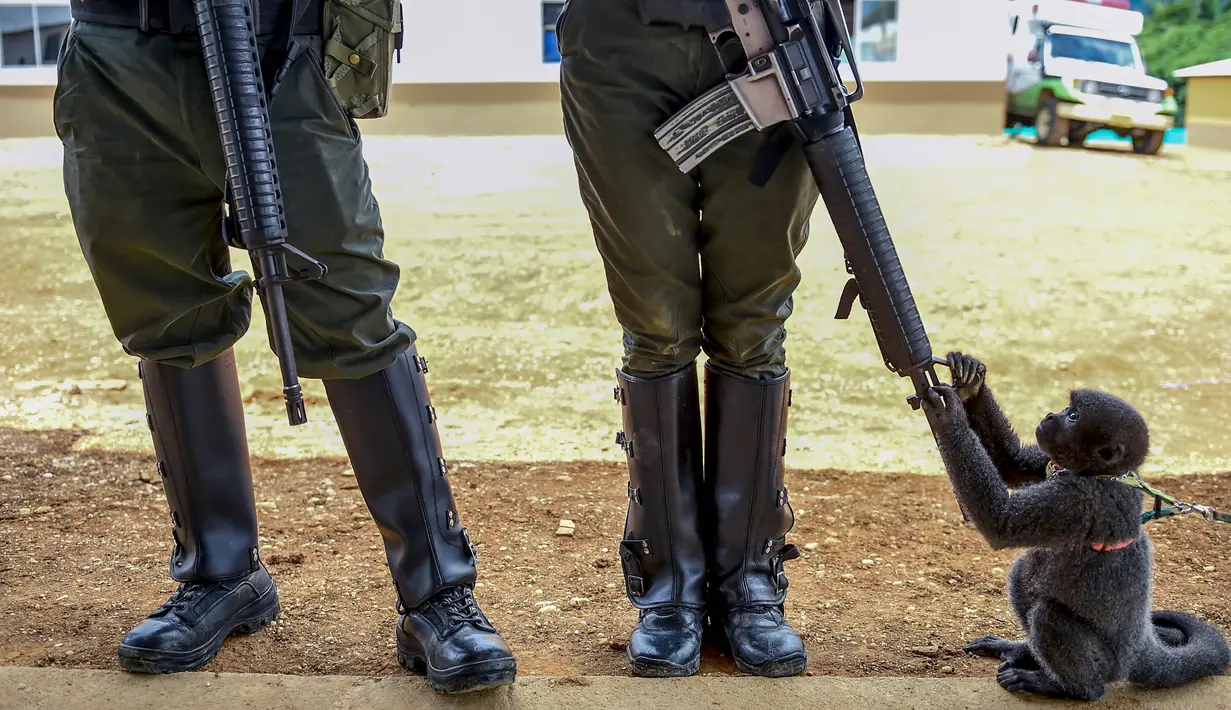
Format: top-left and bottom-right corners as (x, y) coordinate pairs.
(947, 351), (986, 403)
(921, 384), (968, 433)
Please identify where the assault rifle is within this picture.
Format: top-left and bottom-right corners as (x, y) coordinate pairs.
(652, 0), (951, 418)
(192, 0), (326, 425)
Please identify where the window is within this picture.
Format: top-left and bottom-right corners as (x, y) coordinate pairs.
(1048, 33), (1137, 69)
(542, 1), (564, 64)
(856, 0), (898, 63)
(0, 3), (71, 68)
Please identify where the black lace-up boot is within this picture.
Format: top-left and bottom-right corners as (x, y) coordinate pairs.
(702, 363), (807, 678)
(119, 350), (279, 674)
(613, 363), (706, 677)
(323, 345), (516, 694)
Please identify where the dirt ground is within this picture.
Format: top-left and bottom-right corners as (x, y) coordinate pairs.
(4, 133), (1231, 683)
(4, 426), (1230, 680)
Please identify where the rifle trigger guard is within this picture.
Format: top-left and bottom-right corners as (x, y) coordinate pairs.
(834, 277), (860, 320)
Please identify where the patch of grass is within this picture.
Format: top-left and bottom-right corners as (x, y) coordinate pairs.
(2, 134), (1230, 476)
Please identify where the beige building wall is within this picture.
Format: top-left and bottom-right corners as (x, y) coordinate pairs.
(1184, 76), (1231, 152)
(0, 86), (55, 139)
(1, 80), (1004, 140)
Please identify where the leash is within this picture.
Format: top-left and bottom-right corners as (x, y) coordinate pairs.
(1047, 463), (1231, 525)
(1113, 471), (1231, 525)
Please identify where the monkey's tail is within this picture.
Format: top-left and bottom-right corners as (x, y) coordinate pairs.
(1131, 610), (1231, 689)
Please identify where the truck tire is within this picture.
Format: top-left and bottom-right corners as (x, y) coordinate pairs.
(1132, 130), (1164, 156)
(1035, 97), (1069, 147)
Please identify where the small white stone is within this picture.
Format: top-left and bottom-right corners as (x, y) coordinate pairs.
(538, 604), (560, 614)
(804, 542), (820, 551)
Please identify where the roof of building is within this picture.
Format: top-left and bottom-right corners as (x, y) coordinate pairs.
(1174, 58), (1231, 79)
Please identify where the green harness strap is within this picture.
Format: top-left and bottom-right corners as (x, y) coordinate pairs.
(1114, 471), (1231, 525)
(1047, 463), (1231, 525)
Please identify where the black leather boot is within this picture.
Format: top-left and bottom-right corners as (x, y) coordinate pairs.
(119, 351), (279, 674)
(613, 363), (706, 677)
(702, 362), (807, 678)
(323, 346), (516, 694)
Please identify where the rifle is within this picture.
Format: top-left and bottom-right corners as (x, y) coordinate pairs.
(653, 0), (951, 421)
(192, 0), (327, 425)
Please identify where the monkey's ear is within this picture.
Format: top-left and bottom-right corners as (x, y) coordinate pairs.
(1098, 444), (1125, 465)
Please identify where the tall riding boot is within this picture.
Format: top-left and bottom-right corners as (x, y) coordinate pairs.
(119, 350), (279, 674)
(702, 362), (806, 678)
(323, 345), (516, 694)
(613, 362), (707, 677)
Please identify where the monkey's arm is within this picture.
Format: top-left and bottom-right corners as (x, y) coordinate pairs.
(964, 386), (1051, 487)
(946, 352), (1048, 486)
(924, 386), (1091, 550)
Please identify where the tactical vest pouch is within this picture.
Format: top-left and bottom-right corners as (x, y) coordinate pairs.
(320, 0), (403, 119)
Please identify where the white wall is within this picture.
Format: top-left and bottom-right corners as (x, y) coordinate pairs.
(391, 0), (560, 84)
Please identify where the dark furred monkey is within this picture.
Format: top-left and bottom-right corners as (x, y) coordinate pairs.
(920, 352), (1230, 701)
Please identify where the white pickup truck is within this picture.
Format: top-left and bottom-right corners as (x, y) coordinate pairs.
(1004, 0), (1178, 154)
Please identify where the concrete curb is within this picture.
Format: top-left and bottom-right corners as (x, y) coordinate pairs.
(4, 667), (1231, 709)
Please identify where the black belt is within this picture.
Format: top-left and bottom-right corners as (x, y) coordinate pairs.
(69, 0), (322, 36)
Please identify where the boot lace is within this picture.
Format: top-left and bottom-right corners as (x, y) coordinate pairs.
(150, 582), (215, 617)
(434, 586), (486, 629)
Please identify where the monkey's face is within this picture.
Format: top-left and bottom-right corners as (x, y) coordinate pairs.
(1035, 404), (1083, 466)
(1035, 390), (1149, 476)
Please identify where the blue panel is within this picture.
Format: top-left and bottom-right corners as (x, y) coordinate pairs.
(543, 30), (561, 63)
(1005, 126), (1187, 145)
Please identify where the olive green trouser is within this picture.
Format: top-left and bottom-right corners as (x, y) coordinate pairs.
(557, 0), (820, 380)
(52, 20), (413, 379)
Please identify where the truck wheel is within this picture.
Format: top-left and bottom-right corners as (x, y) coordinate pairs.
(1035, 97), (1069, 147)
(1132, 130), (1164, 155)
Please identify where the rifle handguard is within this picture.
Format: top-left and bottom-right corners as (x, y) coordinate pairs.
(193, 0), (325, 425)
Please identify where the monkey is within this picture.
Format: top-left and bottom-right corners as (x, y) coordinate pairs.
(918, 351), (1231, 701)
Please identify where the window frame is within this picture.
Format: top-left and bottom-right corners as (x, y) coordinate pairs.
(0, 1), (71, 70)
(541, 0), (563, 65)
(852, 0), (900, 65)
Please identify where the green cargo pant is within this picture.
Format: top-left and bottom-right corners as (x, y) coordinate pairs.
(52, 20), (412, 379)
(557, 0), (820, 380)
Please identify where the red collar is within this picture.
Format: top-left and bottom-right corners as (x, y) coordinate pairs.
(1091, 538), (1136, 552)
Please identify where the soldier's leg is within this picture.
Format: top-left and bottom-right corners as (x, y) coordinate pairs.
(53, 21), (277, 674)
(691, 53), (820, 678)
(558, 0), (708, 677)
(185, 34), (514, 694)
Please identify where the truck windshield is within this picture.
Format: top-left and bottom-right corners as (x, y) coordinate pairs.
(1048, 34), (1137, 68)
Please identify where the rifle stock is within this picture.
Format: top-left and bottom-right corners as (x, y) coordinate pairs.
(192, 0), (326, 425)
